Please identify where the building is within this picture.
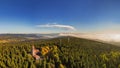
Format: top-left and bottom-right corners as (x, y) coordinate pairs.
(32, 45), (41, 60)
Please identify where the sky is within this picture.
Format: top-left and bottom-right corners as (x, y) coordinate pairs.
(0, 0), (120, 33)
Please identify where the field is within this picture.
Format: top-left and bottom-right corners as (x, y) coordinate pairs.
(0, 37), (120, 68)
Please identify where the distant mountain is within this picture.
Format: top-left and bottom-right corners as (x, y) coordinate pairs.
(0, 33), (120, 45)
(0, 34), (60, 40)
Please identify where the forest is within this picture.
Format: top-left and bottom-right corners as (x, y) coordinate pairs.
(0, 37), (120, 68)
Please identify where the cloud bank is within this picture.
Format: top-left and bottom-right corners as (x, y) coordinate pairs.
(36, 23), (76, 31)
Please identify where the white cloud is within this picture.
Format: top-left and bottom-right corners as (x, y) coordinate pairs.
(36, 23), (76, 31)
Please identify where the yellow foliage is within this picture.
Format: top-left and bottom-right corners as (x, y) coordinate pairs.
(59, 64), (65, 68)
(110, 51), (120, 58)
(100, 54), (109, 61)
(53, 46), (57, 50)
(41, 45), (59, 58)
(118, 64), (120, 68)
(41, 46), (50, 56)
(0, 40), (9, 43)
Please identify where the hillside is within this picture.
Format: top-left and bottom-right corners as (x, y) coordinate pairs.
(59, 33), (120, 46)
(0, 37), (120, 68)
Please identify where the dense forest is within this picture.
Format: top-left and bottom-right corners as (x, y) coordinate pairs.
(0, 37), (120, 68)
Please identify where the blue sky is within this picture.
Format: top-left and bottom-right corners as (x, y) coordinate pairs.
(0, 0), (120, 33)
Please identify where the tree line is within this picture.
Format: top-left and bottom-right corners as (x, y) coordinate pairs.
(0, 37), (120, 68)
